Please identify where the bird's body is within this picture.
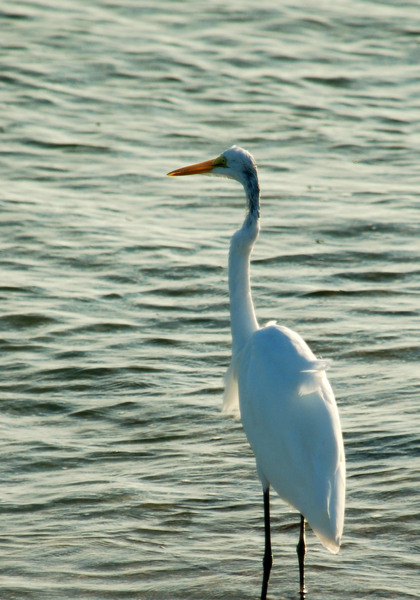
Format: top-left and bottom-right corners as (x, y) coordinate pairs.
(230, 323), (345, 552)
(168, 146), (345, 598)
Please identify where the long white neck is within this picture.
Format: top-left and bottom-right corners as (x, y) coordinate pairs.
(228, 196), (260, 355)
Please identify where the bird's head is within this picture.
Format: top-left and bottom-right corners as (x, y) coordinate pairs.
(168, 145), (260, 214)
(168, 144), (258, 182)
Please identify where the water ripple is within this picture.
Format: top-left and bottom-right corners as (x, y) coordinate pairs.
(0, 1), (419, 599)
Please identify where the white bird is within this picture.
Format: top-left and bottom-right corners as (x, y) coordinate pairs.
(168, 146), (345, 599)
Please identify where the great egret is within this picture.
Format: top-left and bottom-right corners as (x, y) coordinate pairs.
(167, 146), (345, 598)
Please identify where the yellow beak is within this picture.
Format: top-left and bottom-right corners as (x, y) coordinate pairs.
(167, 157), (217, 177)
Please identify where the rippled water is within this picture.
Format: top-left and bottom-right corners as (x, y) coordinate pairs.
(1, 1), (419, 598)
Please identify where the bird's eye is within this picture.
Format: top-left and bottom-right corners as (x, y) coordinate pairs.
(214, 156), (228, 168)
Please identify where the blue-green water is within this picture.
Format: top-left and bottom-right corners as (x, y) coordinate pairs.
(1, 1), (419, 598)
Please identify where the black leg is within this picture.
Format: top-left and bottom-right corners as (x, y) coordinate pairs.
(261, 487), (272, 600)
(296, 514), (306, 597)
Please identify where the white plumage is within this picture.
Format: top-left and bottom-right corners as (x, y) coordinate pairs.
(232, 324), (345, 553)
(168, 145), (345, 598)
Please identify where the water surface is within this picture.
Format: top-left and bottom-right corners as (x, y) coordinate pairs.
(1, 1), (419, 598)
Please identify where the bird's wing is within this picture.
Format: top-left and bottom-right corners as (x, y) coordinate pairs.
(238, 325), (345, 552)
